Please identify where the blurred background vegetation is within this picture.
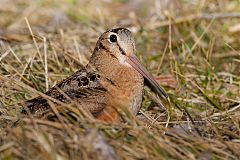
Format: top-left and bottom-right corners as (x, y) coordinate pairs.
(0, 0), (239, 159)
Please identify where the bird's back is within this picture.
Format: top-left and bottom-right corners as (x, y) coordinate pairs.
(22, 69), (111, 119)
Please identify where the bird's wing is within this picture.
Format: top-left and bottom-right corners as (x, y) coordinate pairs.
(23, 69), (108, 116)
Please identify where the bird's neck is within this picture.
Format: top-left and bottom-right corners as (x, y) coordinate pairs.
(86, 50), (143, 86)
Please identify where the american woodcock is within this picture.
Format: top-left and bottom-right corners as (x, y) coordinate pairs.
(23, 28), (168, 122)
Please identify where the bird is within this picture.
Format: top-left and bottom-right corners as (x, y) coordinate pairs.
(22, 28), (168, 122)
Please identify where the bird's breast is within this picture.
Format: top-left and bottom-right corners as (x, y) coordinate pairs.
(101, 67), (144, 115)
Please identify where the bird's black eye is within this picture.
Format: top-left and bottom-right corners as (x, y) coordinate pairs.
(109, 34), (117, 43)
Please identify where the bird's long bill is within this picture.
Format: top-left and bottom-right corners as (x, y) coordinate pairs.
(127, 54), (169, 99)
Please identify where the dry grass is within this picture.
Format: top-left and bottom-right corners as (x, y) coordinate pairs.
(0, 0), (240, 159)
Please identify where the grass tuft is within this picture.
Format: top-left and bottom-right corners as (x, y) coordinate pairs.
(0, 0), (240, 159)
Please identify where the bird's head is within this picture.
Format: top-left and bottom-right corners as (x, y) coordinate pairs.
(95, 28), (169, 99)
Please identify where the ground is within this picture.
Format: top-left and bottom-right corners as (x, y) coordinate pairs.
(0, 0), (239, 159)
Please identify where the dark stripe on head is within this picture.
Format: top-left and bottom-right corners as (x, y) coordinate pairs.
(99, 42), (107, 51)
(111, 28), (126, 34)
(117, 44), (126, 55)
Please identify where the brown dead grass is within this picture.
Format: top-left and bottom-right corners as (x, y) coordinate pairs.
(0, 0), (239, 159)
